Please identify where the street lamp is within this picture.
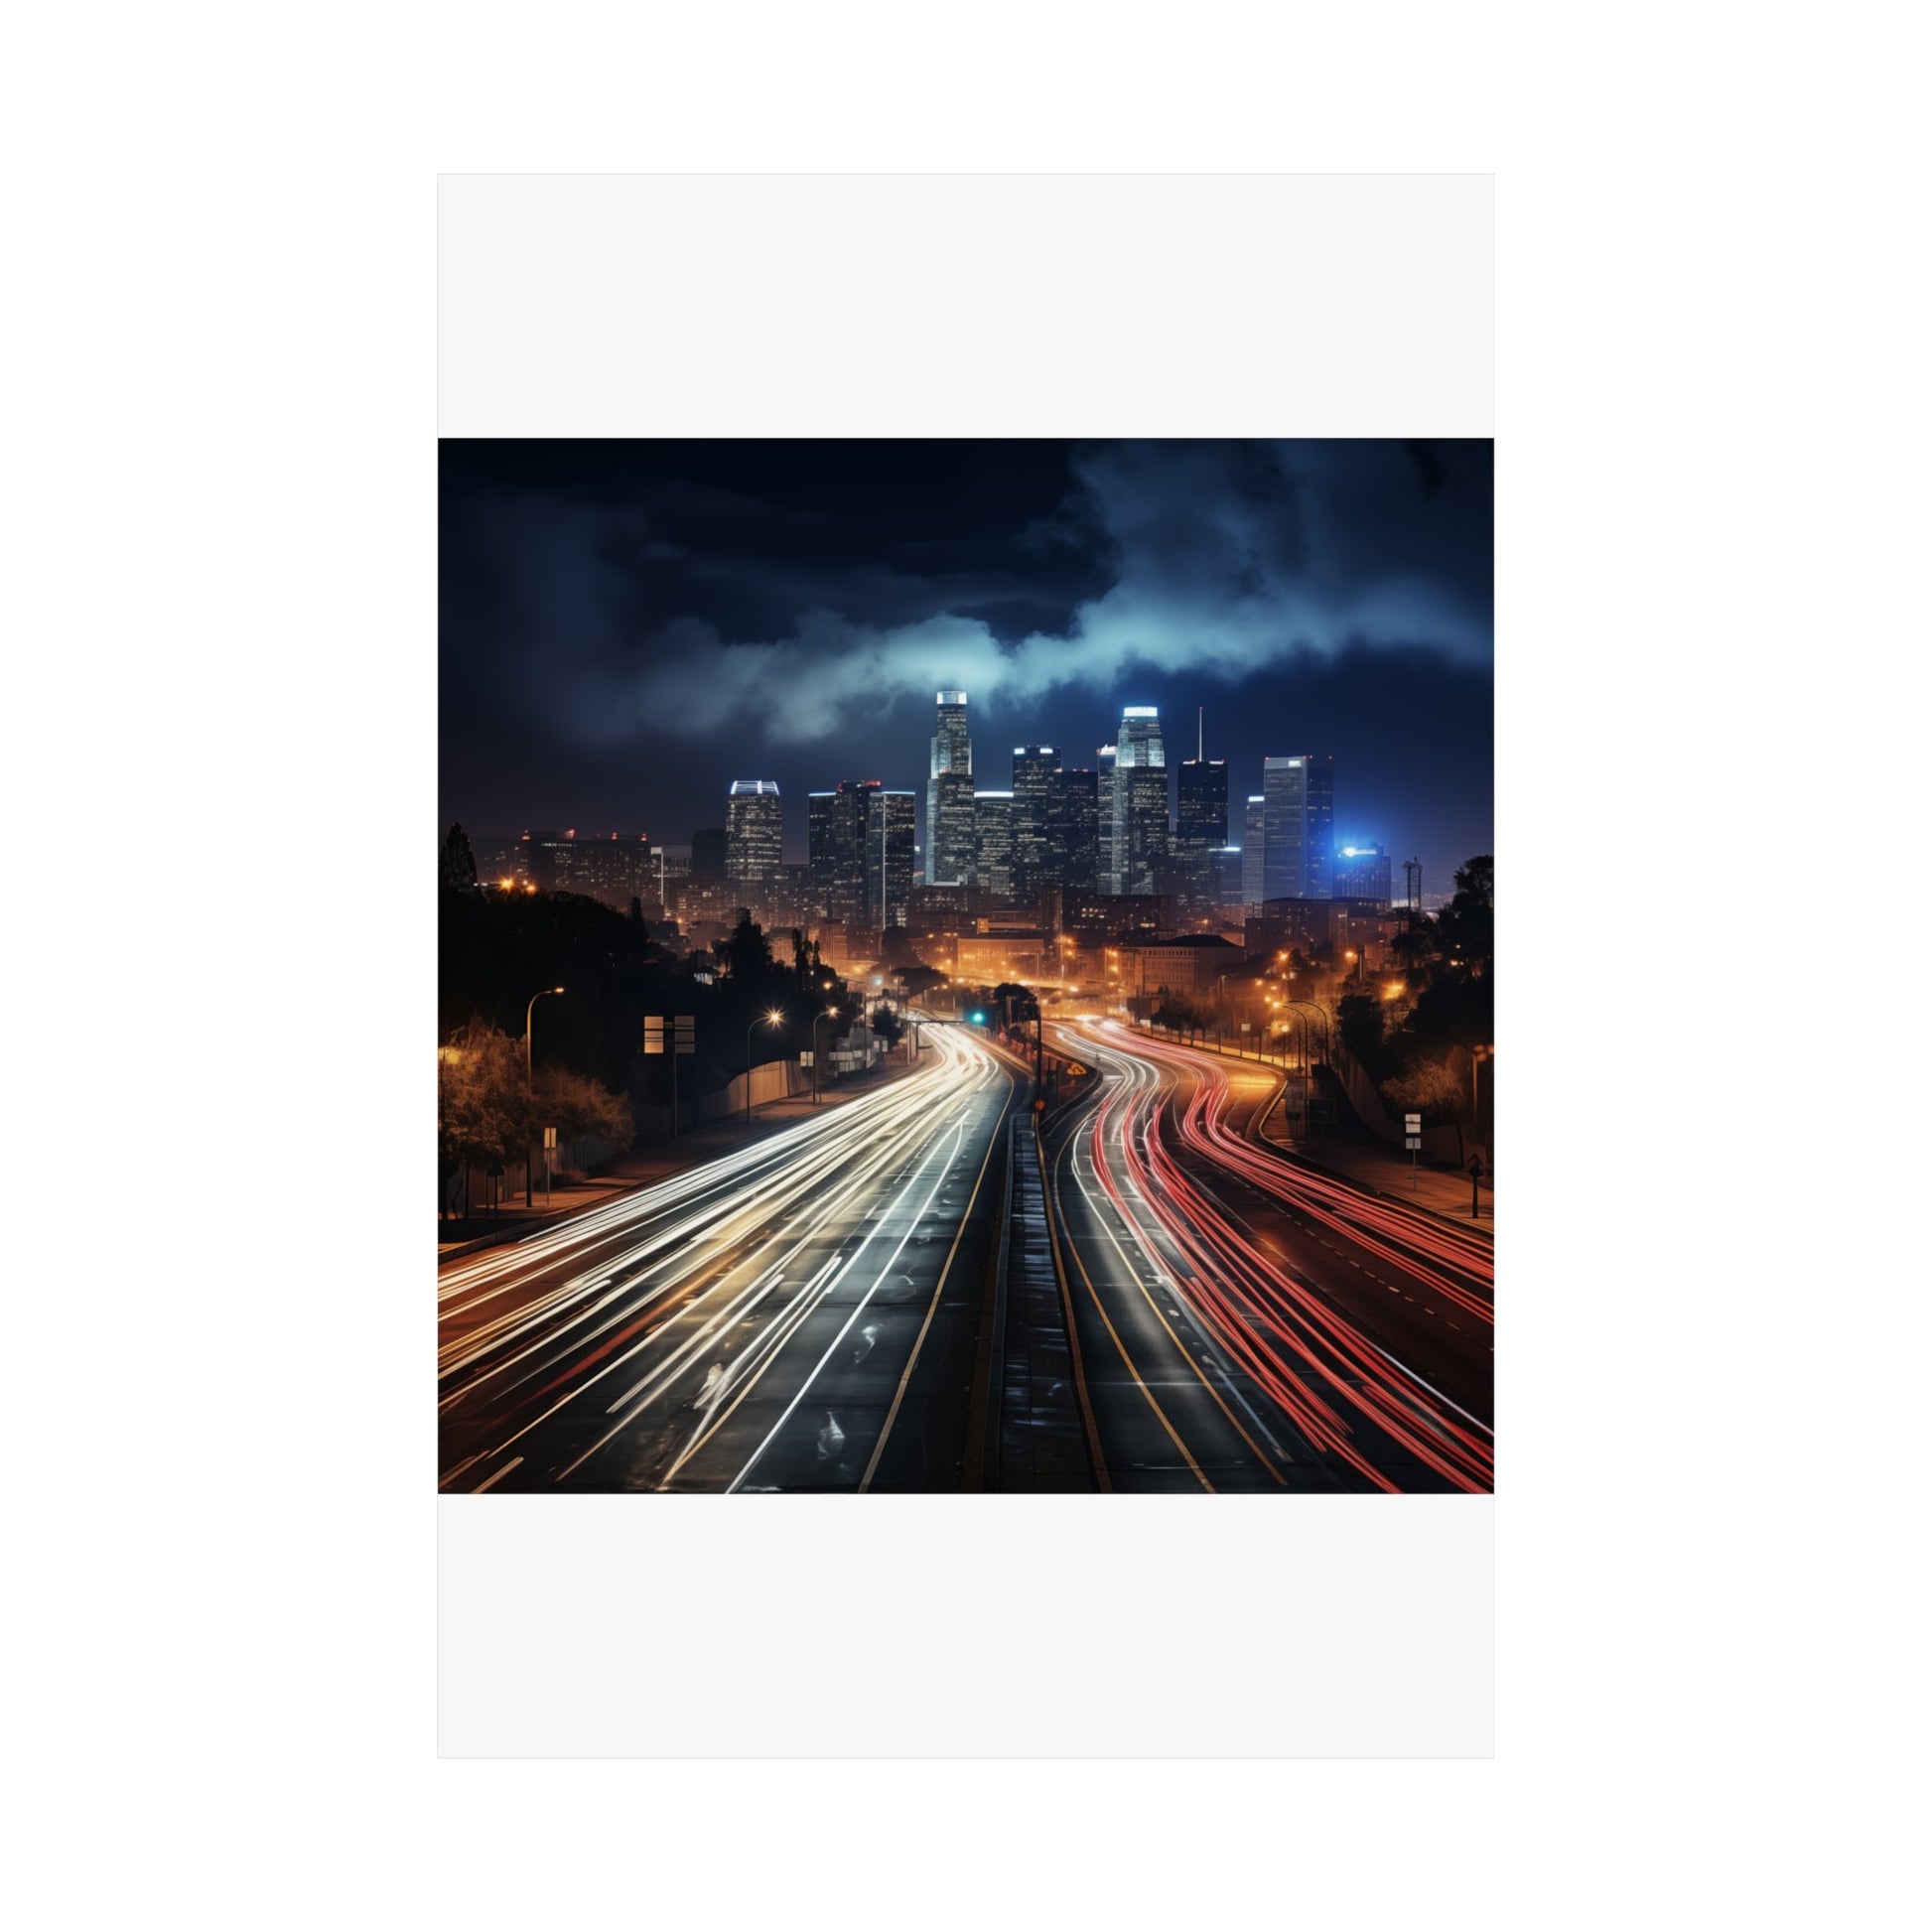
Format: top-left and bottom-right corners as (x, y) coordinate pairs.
(523, 985), (565, 1205)
(746, 1008), (785, 1126)
(1472, 1043), (1494, 1175)
(1285, 998), (1332, 1076)
(811, 1006), (839, 1107)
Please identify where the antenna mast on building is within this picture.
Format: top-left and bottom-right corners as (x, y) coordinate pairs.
(1197, 706), (1203, 761)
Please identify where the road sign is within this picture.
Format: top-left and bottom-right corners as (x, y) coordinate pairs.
(1404, 1112), (1422, 1132)
(1406, 1136), (1422, 1151)
(674, 1015), (695, 1056)
(642, 1017), (664, 1054)
(543, 1127), (557, 1150)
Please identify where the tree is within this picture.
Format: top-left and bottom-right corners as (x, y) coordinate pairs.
(1336, 992), (1398, 1084)
(1153, 990), (1209, 1038)
(531, 1061), (635, 1151)
(1381, 1054), (1472, 1164)
(710, 909), (759, 980)
(440, 821), (479, 895)
(894, 963), (946, 1001)
(1437, 854), (1493, 975)
(993, 982), (1037, 1031)
(438, 1019), (634, 1214)
(870, 1004), (904, 1048)
(437, 1018), (526, 1210)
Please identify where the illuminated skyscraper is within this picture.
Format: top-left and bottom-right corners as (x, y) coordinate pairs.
(1095, 743), (1117, 894)
(974, 790), (1018, 900)
(1176, 757), (1229, 851)
(1241, 794), (1266, 906)
(725, 779), (782, 897)
(1011, 745), (1060, 900)
(1262, 755), (1335, 900)
(1057, 764), (1100, 893)
(807, 779), (878, 927)
(1108, 706), (1169, 896)
(864, 788), (916, 928)
(1173, 750), (1229, 912)
(925, 689), (976, 885)
(1331, 841), (1393, 909)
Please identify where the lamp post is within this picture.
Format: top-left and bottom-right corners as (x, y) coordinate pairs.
(1280, 1008), (1311, 1139)
(811, 1006), (839, 1107)
(1285, 998), (1332, 1128)
(1472, 1042), (1494, 1174)
(523, 985), (565, 1205)
(746, 1008), (785, 1126)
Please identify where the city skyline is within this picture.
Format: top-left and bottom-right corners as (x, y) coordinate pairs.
(439, 437), (1495, 1500)
(440, 440), (1492, 887)
(462, 690), (1448, 926)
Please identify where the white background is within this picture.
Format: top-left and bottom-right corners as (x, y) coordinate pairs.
(9, 6), (1924, 1928)
(437, 171), (1496, 1762)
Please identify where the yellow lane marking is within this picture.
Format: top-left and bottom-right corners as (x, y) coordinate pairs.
(1039, 1119), (1112, 1492)
(1074, 1127), (1286, 1486)
(1050, 1124), (1209, 1493)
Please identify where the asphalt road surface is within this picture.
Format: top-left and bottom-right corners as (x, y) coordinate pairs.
(438, 1023), (1018, 1492)
(1040, 1018), (1494, 1494)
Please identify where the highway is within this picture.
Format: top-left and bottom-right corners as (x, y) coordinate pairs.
(1040, 1018), (1494, 1494)
(438, 1022), (1017, 1492)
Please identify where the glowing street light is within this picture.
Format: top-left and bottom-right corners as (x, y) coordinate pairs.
(811, 1005), (840, 1107)
(523, 985), (565, 1205)
(746, 1008), (786, 1126)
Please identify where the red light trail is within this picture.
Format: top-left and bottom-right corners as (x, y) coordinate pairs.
(1054, 1020), (1493, 1493)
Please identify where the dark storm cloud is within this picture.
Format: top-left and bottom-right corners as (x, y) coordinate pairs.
(440, 440), (1492, 884)
(441, 438), (1489, 753)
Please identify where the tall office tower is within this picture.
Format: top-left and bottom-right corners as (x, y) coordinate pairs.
(1095, 744), (1117, 893)
(1176, 757), (1229, 851)
(1056, 764), (1100, 892)
(1331, 842), (1393, 909)
(1241, 794), (1266, 906)
(864, 788), (916, 928)
(1173, 753), (1229, 911)
(974, 790), (1018, 899)
(725, 779), (783, 898)
(690, 826), (727, 881)
(1262, 754), (1336, 900)
(925, 688), (976, 884)
(1011, 744), (1061, 900)
(1306, 757), (1335, 898)
(1211, 846), (1244, 908)
(807, 779), (878, 926)
(1108, 706), (1170, 896)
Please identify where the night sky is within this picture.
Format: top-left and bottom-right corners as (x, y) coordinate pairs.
(440, 440), (1493, 894)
